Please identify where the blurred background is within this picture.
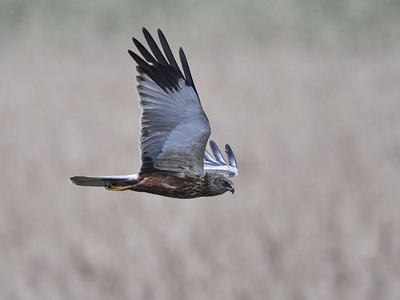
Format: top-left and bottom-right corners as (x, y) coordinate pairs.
(1, 0), (400, 299)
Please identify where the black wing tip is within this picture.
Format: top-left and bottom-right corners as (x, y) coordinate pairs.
(130, 28), (193, 93)
(128, 49), (136, 58)
(178, 48), (187, 67)
(132, 37), (143, 51)
(178, 47), (197, 92)
(157, 29), (182, 75)
(128, 50), (144, 65)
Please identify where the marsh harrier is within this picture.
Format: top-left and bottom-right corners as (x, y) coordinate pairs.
(69, 28), (238, 198)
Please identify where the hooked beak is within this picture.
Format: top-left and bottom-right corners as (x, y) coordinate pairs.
(230, 187), (235, 194)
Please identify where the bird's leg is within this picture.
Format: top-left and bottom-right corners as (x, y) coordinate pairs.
(105, 182), (135, 191)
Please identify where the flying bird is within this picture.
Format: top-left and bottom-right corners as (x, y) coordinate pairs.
(69, 28), (238, 198)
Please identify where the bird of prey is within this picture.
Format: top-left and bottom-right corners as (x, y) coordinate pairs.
(69, 28), (238, 198)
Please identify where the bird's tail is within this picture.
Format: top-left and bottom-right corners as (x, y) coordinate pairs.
(69, 174), (139, 191)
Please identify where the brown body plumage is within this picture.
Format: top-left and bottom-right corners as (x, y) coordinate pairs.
(128, 172), (211, 198)
(129, 172), (228, 198)
(69, 28), (238, 198)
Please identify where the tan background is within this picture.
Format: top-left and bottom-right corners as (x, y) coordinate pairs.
(1, 1), (400, 299)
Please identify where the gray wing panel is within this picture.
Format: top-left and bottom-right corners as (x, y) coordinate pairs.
(137, 75), (210, 175)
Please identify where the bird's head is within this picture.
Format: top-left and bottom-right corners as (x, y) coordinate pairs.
(210, 173), (235, 195)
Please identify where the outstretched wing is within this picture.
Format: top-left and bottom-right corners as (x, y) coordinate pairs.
(128, 28), (211, 176)
(204, 140), (238, 177)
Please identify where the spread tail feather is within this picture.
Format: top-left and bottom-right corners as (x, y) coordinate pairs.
(69, 174), (138, 191)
